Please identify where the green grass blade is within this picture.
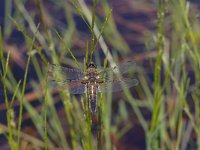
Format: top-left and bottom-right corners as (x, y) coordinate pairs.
(55, 30), (81, 68)
(17, 37), (34, 148)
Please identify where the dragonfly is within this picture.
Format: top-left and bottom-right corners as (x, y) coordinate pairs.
(48, 60), (138, 113)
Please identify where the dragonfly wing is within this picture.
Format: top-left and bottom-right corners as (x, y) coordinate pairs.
(68, 80), (86, 94)
(49, 79), (86, 94)
(99, 60), (136, 79)
(49, 64), (84, 80)
(99, 77), (138, 93)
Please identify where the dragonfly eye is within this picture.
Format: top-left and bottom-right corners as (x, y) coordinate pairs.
(87, 62), (97, 69)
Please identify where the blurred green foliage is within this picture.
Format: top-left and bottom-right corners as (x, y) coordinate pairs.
(0, 0), (200, 150)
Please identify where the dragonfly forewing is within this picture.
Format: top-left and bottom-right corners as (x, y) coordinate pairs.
(99, 60), (137, 80)
(49, 64), (84, 80)
(48, 64), (86, 94)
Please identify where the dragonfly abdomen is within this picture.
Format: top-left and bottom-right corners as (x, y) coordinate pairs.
(90, 95), (97, 113)
(87, 83), (98, 113)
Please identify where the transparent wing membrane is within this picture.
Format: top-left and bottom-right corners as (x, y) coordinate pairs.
(48, 64), (86, 94)
(100, 60), (136, 73)
(49, 79), (86, 94)
(68, 80), (86, 94)
(99, 60), (136, 79)
(49, 64), (84, 80)
(99, 77), (138, 93)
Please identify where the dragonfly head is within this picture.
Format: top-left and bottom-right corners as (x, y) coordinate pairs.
(87, 62), (97, 69)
